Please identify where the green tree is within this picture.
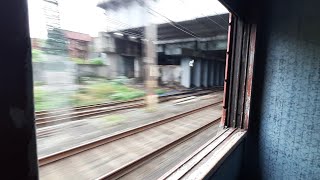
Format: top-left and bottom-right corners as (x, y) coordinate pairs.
(32, 49), (44, 62)
(45, 28), (68, 55)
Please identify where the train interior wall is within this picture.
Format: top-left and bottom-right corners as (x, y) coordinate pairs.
(245, 0), (320, 179)
(215, 0), (320, 179)
(0, 0), (39, 178)
(208, 142), (244, 180)
(206, 0), (320, 180)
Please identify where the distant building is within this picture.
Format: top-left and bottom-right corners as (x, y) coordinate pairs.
(63, 30), (92, 59)
(31, 38), (42, 50)
(43, 0), (61, 30)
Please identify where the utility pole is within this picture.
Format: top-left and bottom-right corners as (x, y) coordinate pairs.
(143, 1), (159, 110)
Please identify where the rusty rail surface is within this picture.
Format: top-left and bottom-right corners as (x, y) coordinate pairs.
(36, 88), (222, 128)
(96, 118), (222, 180)
(38, 100), (223, 167)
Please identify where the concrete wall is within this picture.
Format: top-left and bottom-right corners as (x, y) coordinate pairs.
(134, 58), (143, 80)
(33, 62), (108, 80)
(107, 53), (122, 78)
(192, 59), (202, 87)
(201, 60), (208, 87)
(77, 64), (109, 78)
(33, 53), (140, 81)
(181, 58), (191, 88)
(159, 65), (181, 85)
(243, 0), (320, 179)
(32, 62), (45, 82)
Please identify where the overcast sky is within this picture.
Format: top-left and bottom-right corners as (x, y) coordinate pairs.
(28, 0), (228, 38)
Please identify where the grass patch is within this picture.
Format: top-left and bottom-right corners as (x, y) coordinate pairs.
(32, 49), (45, 62)
(34, 78), (145, 111)
(155, 88), (167, 95)
(34, 87), (74, 111)
(103, 114), (125, 123)
(71, 57), (104, 65)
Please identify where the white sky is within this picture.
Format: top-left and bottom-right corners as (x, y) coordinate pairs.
(27, 0), (228, 38)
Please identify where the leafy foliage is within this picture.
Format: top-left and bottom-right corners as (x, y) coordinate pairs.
(45, 28), (68, 55)
(89, 58), (104, 65)
(71, 58), (85, 64)
(34, 78), (145, 111)
(71, 57), (104, 65)
(32, 49), (44, 62)
(155, 89), (167, 95)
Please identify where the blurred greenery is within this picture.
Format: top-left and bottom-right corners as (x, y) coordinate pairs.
(34, 81), (46, 86)
(103, 114), (125, 123)
(45, 28), (68, 55)
(34, 87), (72, 111)
(71, 57), (104, 65)
(89, 58), (104, 65)
(34, 78), (147, 111)
(71, 57), (85, 64)
(155, 89), (166, 95)
(110, 76), (130, 85)
(32, 49), (45, 62)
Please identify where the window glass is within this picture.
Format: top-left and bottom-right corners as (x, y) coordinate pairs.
(28, 0), (230, 178)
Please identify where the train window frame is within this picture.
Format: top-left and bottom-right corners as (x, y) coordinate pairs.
(2, 0), (257, 178)
(221, 13), (257, 130)
(161, 13), (257, 178)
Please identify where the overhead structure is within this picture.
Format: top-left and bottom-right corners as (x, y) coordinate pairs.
(43, 0), (61, 30)
(96, 0), (229, 88)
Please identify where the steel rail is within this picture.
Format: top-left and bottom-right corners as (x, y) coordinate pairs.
(159, 128), (236, 180)
(36, 89), (221, 127)
(35, 89), (210, 117)
(38, 100), (222, 167)
(36, 103), (145, 128)
(96, 117), (222, 180)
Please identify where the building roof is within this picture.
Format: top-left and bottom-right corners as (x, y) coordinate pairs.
(64, 30), (92, 42)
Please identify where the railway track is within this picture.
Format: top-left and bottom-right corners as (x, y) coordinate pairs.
(39, 100), (223, 179)
(96, 118), (221, 180)
(36, 88), (222, 128)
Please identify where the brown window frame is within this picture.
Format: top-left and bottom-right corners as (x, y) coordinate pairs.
(221, 13), (257, 129)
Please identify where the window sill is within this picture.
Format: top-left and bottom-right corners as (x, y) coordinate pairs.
(160, 128), (247, 180)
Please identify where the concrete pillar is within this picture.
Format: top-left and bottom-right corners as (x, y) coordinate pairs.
(214, 61), (220, 86)
(207, 61), (212, 87)
(201, 59), (208, 87)
(118, 57), (125, 77)
(193, 59), (202, 87)
(134, 57), (142, 79)
(218, 62), (224, 86)
(207, 60), (212, 87)
(220, 63), (225, 86)
(181, 58), (191, 88)
(144, 23), (158, 108)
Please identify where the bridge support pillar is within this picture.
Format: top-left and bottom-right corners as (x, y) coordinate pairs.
(181, 58), (191, 88)
(192, 59), (202, 87)
(201, 59), (208, 88)
(214, 61), (220, 86)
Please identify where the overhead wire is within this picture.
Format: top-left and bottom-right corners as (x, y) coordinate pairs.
(102, 0), (228, 40)
(178, 0), (228, 31)
(104, 14), (144, 34)
(182, 0), (228, 24)
(104, 24), (145, 39)
(103, 16), (145, 39)
(135, 0), (201, 39)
